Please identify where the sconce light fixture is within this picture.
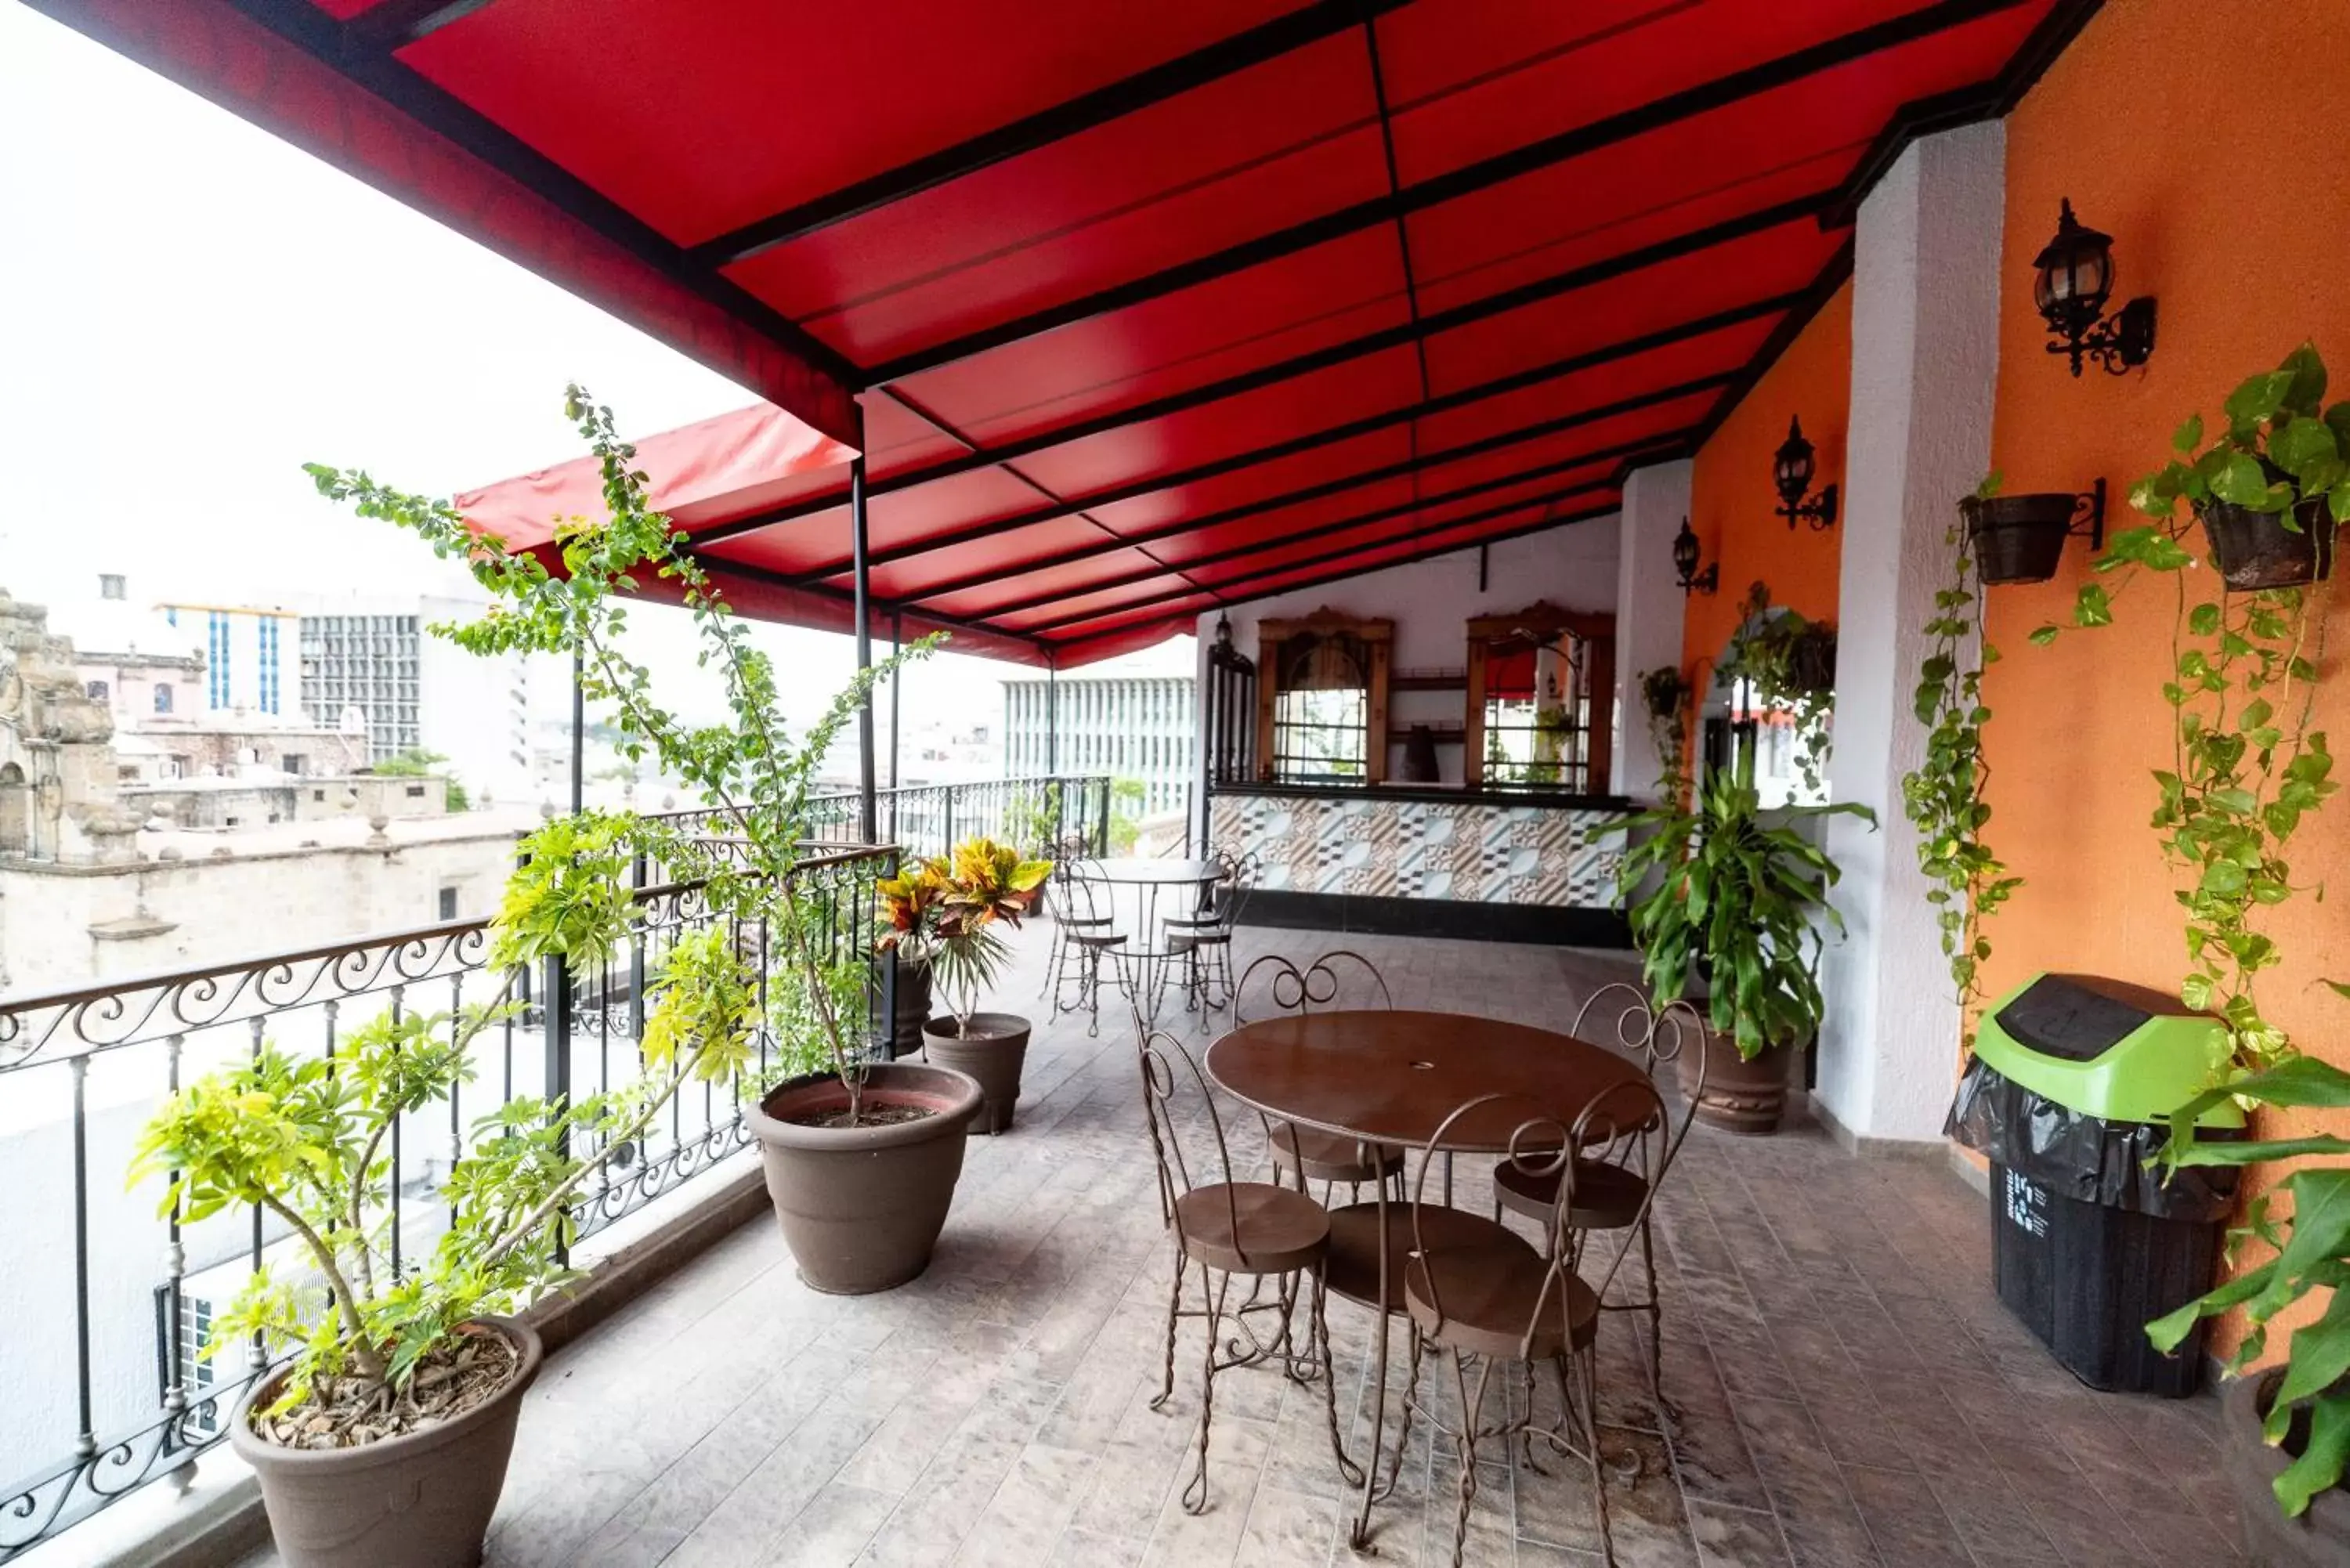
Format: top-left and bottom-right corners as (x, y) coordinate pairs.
(2034, 198), (2157, 378)
(1772, 417), (1838, 532)
(1671, 516), (1718, 596)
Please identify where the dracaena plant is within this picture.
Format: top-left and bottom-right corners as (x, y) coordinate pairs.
(1616, 746), (1874, 1059)
(307, 385), (933, 1120)
(2149, 1054), (2350, 1517)
(2028, 346), (2342, 1072)
(886, 836), (1050, 1034)
(1900, 475), (2022, 1021)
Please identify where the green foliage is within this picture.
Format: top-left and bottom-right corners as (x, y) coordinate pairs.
(1615, 746), (1874, 1060)
(2149, 1055), (2350, 1516)
(1899, 507), (2021, 1020)
(1108, 775), (1148, 854)
(2027, 347), (2341, 1073)
(371, 747), (469, 811)
(1716, 582), (1838, 794)
(914, 836), (1052, 1031)
(1636, 665), (1693, 799)
(1004, 781), (1066, 858)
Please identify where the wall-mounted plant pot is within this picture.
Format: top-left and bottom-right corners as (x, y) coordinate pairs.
(1788, 627), (1837, 695)
(2198, 496), (2334, 591)
(1961, 493), (2079, 584)
(2222, 1369), (2350, 1566)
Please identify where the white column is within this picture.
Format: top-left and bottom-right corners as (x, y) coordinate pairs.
(1815, 121), (2005, 1145)
(1610, 462), (1692, 802)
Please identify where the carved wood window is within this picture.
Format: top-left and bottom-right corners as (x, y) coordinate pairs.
(1464, 603), (1615, 793)
(1254, 612), (1392, 785)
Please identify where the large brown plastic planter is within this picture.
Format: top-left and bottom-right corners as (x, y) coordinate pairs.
(230, 1316), (540, 1568)
(747, 1061), (982, 1294)
(920, 1011), (1032, 1133)
(2225, 1370), (2350, 1566)
(1676, 1028), (1795, 1135)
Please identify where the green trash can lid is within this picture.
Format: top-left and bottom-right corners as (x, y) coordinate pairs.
(1971, 972), (2243, 1128)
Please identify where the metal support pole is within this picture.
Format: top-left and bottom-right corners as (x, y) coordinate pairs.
(1047, 657), (1059, 776)
(851, 453), (877, 845)
(569, 648), (585, 815)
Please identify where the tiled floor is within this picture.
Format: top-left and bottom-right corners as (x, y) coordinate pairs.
(244, 927), (2237, 1566)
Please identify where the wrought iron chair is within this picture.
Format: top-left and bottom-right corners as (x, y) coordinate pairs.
(1161, 847), (1257, 1018)
(1035, 831), (1104, 1001)
(1045, 859), (1129, 1038)
(1406, 1078), (1674, 1568)
(1235, 951), (1407, 1200)
(1488, 983), (1706, 1425)
(1130, 1027), (1359, 1513)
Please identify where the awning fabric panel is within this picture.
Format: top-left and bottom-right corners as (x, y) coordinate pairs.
(32, 0), (2085, 668)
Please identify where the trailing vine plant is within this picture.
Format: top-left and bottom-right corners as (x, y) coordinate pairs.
(1716, 581), (1838, 795)
(1637, 664), (1693, 798)
(2028, 345), (2345, 1072)
(1900, 473), (2021, 1022)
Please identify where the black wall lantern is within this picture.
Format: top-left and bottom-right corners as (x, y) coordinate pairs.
(2034, 198), (2157, 378)
(1772, 416), (1838, 531)
(1671, 515), (1718, 596)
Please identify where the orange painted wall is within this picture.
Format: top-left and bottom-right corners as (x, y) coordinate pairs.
(1683, 281), (1852, 679)
(1982, 0), (2350, 1349)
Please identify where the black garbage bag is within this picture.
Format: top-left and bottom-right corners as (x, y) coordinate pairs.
(1944, 1057), (2239, 1222)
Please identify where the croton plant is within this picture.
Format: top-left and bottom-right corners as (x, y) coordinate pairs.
(879, 836), (1052, 1034)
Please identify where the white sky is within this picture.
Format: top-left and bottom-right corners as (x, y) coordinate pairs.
(0, 3), (1189, 739)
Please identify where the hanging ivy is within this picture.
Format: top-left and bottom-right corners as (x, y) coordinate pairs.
(1716, 581), (1837, 793)
(1637, 664), (1692, 798)
(1900, 476), (2021, 1022)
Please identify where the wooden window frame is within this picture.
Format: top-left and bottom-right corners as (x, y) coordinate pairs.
(1253, 610), (1394, 786)
(1462, 602), (1615, 793)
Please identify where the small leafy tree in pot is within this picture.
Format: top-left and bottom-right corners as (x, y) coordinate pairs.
(2149, 1055), (2350, 1526)
(1618, 748), (1873, 1060)
(905, 836), (1051, 1037)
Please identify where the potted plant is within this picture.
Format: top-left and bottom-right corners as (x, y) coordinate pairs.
(1960, 471), (2082, 585)
(2148, 1054), (2350, 1562)
(1616, 746), (1872, 1133)
(1637, 664), (1692, 799)
(2130, 341), (2350, 591)
(310, 385), (984, 1299)
(127, 811), (761, 1568)
(907, 836), (1052, 1134)
(873, 861), (939, 1057)
(1715, 583), (1837, 796)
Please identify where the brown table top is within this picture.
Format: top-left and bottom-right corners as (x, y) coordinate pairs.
(1204, 1009), (1646, 1154)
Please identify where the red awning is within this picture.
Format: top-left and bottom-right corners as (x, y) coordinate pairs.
(38, 0), (2088, 669)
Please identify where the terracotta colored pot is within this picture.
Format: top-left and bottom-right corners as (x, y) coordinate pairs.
(747, 1062), (982, 1294)
(1675, 1027), (1795, 1135)
(1962, 493), (2078, 585)
(2225, 1370), (2350, 1567)
(230, 1316), (540, 1568)
(920, 1011), (1032, 1134)
(2200, 495), (2333, 591)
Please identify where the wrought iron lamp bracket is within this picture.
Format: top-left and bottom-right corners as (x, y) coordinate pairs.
(1777, 483), (1838, 533)
(2052, 296), (2157, 378)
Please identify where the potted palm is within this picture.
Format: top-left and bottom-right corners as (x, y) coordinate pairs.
(909, 836), (1052, 1133)
(1616, 746), (1872, 1133)
(2148, 1055), (2350, 1563)
(309, 385), (983, 1300)
(128, 811), (768, 1568)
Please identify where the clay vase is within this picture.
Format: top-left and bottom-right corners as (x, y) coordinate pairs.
(1675, 1028), (1796, 1135)
(920, 1011), (1032, 1134)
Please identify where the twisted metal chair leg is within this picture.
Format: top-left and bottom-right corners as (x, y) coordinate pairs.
(1311, 1269), (1365, 1487)
(1181, 1266), (1229, 1515)
(1636, 1214), (1679, 1426)
(1152, 1246), (1187, 1412)
(1442, 1350), (1495, 1568)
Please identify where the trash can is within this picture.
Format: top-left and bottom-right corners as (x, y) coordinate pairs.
(1945, 972), (2241, 1396)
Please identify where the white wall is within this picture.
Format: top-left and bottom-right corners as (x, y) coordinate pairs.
(1195, 521), (1622, 786)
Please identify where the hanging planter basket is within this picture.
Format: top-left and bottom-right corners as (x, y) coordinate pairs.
(1787, 625), (1837, 695)
(1961, 493), (2081, 585)
(2197, 494), (2334, 591)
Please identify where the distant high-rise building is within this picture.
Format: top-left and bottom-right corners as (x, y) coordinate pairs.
(1000, 673), (1195, 815)
(297, 609), (421, 759)
(154, 600), (298, 717)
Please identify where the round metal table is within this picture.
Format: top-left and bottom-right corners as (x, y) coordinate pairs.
(1071, 858), (1219, 1024)
(1205, 1009), (1645, 1547)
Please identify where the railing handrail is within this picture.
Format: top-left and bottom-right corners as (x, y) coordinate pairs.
(0, 840), (899, 1071)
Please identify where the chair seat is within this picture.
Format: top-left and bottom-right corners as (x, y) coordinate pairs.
(1174, 1181), (1329, 1276)
(1323, 1201), (1517, 1313)
(1270, 1122), (1404, 1184)
(1405, 1229), (1600, 1362)
(1070, 930), (1128, 949)
(1491, 1157), (1649, 1230)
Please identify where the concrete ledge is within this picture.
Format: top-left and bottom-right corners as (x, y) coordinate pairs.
(111, 1167), (772, 1568)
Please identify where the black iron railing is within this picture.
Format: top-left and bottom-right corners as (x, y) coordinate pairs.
(658, 774), (1114, 863)
(0, 842), (892, 1563)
